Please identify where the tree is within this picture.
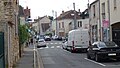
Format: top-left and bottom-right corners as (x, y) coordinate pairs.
(19, 25), (30, 45)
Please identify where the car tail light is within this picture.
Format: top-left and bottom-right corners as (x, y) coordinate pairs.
(72, 41), (75, 50)
(72, 41), (74, 47)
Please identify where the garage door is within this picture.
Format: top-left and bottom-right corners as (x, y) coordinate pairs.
(112, 29), (120, 47)
(0, 32), (5, 68)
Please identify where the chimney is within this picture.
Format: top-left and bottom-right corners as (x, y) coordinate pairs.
(78, 9), (81, 15)
(62, 10), (64, 14)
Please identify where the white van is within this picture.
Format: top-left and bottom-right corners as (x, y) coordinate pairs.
(67, 28), (89, 52)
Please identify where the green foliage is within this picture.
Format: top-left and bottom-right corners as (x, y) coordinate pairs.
(45, 32), (52, 37)
(19, 25), (30, 45)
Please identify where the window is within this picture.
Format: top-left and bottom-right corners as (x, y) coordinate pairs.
(93, 5), (95, 18)
(78, 21), (80, 27)
(114, 0), (117, 9)
(93, 44), (98, 48)
(80, 21), (82, 27)
(78, 21), (82, 27)
(62, 22), (64, 28)
(59, 23), (61, 28)
(102, 3), (106, 19)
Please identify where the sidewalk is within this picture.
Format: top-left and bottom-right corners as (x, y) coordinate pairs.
(15, 46), (34, 68)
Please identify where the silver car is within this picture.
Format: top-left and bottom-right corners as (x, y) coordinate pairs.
(37, 39), (46, 48)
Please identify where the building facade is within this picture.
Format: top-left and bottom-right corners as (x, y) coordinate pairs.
(89, 0), (100, 43)
(24, 6), (31, 20)
(33, 16), (51, 35)
(109, 0), (120, 46)
(0, 0), (19, 68)
(56, 10), (81, 37)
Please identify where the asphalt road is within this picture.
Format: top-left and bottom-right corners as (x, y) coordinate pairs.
(37, 40), (120, 68)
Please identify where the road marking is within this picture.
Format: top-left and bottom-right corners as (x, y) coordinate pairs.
(56, 46), (60, 48)
(59, 42), (62, 44)
(55, 43), (57, 44)
(84, 58), (106, 67)
(45, 46), (49, 48)
(51, 43), (53, 44)
(51, 46), (54, 48)
(46, 43), (49, 44)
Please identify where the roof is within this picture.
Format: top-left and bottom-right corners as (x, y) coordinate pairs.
(57, 10), (81, 20)
(89, 0), (99, 8)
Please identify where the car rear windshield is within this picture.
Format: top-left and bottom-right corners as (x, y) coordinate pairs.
(105, 42), (117, 47)
(39, 40), (44, 42)
(98, 42), (107, 47)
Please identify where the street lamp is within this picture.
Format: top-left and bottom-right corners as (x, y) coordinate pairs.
(55, 11), (58, 36)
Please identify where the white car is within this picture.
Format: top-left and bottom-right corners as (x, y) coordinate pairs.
(37, 39), (46, 48)
(62, 41), (68, 50)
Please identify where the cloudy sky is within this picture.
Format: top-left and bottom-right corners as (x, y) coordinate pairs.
(19, 0), (95, 19)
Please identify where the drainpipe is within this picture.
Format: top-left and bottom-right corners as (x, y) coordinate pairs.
(107, 0), (111, 41)
(99, 0), (101, 41)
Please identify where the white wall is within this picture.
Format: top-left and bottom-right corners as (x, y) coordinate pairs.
(110, 0), (120, 25)
(57, 19), (73, 36)
(20, 17), (26, 25)
(77, 18), (89, 29)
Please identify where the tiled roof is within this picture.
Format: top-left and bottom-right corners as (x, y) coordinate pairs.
(57, 10), (81, 20)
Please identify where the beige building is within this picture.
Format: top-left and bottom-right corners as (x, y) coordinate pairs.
(89, 0), (100, 43)
(109, 0), (120, 46)
(89, 0), (120, 46)
(0, 0), (19, 68)
(56, 10), (81, 37)
(33, 16), (51, 35)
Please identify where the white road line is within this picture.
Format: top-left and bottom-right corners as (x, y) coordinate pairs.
(51, 43), (53, 44)
(56, 46), (60, 48)
(84, 58), (106, 67)
(45, 46), (49, 48)
(55, 43), (57, 44)
(51, 46), (54, 48)
(46, 43), (49, 44)
(59, 42), (62, 44)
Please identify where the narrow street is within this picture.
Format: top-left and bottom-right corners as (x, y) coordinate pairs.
(37, 40), (120, 68)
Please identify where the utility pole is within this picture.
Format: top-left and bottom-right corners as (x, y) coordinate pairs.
(73, 3), (77, 29)
(99, 0), (101, 41)
(87, 0), (91, 43)
(55, 11), (58, 36)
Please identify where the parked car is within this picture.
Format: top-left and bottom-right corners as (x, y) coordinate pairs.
(87, 41), (120, 62)
(52, 35), (58, 40)
(44, 36), (51, 41)
(37, 39), (46, 48)
(57, 36), (62, 41)
(62, 41), (68, 50)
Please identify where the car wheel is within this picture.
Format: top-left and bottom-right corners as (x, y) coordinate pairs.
(71, 49), (75, 53)
(95, 54), (100, 62)
(116, 58), (120, 61)
(87, 52), (91, 59)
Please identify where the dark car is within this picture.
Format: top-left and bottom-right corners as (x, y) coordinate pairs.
(87, 41), (120, 62)
(44, 36), (51, 41)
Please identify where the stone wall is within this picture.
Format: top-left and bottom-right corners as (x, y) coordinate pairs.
(0, 0), (20, 68)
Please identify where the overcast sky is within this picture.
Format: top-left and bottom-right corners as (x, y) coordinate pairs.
(19, 0), (95, 19)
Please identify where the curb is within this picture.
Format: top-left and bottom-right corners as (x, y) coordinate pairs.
(36, 50), (44, 68)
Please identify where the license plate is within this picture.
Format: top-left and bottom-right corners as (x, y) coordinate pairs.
(108, 53), (116, 56)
